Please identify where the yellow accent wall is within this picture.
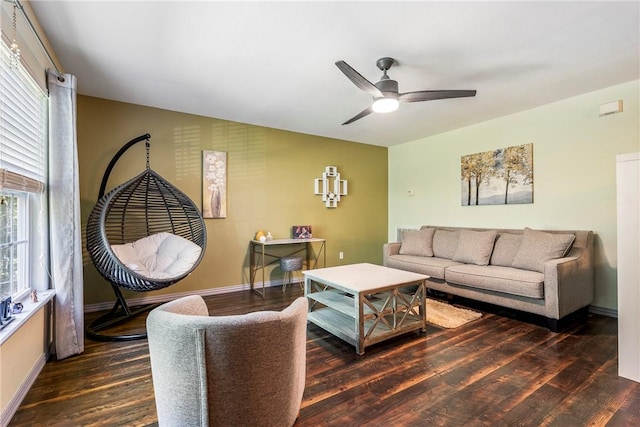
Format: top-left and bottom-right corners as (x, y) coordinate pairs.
(77, 96), (388, 305)
(389, 80), (640, 311)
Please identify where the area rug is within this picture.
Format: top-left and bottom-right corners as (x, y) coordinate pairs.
(426, 298), (482, 328)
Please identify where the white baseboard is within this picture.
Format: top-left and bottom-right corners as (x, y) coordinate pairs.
(1, 355), (46, 427)
(84, 278), (301, 313)
(589, 305), (617, 318)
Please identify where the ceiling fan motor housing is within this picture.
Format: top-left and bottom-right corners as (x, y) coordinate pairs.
(375, 79), (399, 101)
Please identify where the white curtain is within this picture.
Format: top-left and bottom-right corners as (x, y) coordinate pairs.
(48, 70), (84, 360)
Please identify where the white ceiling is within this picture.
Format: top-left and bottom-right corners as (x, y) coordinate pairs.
(30, 1), (640, 147)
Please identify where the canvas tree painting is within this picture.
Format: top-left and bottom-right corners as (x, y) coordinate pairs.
(461, 143), (533, 206)
(203, 150), (227, 218)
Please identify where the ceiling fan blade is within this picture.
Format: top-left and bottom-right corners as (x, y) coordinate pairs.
(342, 106), (374, 125)
(335, 60), (383, 97)
(399, 90), (477, 103)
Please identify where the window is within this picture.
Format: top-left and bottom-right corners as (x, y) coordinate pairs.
(0, 41), (48, 301)
(0, 192), (27, 297)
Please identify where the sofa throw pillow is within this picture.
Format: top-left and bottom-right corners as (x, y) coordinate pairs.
(511, 228), (576, 273)
(399, 228), (435, 257)
(432, 229), (460, 260)
(452, 229), (498, 266)
(490, 233), (523, 267)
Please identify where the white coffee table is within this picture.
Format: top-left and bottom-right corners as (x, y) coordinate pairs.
(303, 263), (428, 355)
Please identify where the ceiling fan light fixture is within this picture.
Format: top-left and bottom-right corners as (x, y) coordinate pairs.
(372, 97), (399, 113)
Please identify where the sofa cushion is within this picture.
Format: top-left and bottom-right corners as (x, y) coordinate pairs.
(432, 229), (460, 260)
(452, 229), (497, 266)
(399, 228), (435, 257)
(445, 264), (545, 299)
(385, 254), (463, 280)
(511, 228), (575, 273)
(490, 233), (523, 267)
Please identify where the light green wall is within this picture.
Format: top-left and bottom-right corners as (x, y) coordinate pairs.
(78, 96), (388, 305)
(389, 80), (640, 311)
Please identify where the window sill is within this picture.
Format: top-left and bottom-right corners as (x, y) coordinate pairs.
(0, 290), (55, 346)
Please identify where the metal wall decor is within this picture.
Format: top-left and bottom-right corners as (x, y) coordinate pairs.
(314, 166), (348, 208)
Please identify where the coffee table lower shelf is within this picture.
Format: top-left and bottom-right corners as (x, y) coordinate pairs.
(308, 307), (424, 352)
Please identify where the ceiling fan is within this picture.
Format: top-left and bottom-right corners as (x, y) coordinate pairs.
(335, 57), (477, 125)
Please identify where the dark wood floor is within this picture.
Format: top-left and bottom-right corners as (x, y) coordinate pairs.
(9, 286), (640, 426)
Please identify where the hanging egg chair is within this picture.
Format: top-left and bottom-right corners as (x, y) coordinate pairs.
(85, 134), (207, 341)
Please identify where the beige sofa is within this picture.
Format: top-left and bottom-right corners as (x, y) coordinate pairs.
(383, 226), (594, 331)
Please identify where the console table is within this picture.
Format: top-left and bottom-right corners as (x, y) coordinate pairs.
(250, 238), (326, 297)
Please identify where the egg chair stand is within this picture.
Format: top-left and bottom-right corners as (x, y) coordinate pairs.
(86, 284), (162, 341)
(86, 134), (207, 341)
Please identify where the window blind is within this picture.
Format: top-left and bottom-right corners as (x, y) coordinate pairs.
(0, 41), (47, 193)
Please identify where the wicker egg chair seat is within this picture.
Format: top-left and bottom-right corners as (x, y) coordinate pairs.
(86, 168), (206, 291)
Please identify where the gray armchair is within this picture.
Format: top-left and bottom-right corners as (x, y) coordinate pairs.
(147, 295), (308, 427)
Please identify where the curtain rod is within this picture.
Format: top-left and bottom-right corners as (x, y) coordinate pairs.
(6, 0), (64, 80)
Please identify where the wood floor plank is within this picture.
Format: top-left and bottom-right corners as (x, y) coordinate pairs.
(608, 380), (640, 426)
(539, 358), (636, 426)
(7, 286), (640, 426)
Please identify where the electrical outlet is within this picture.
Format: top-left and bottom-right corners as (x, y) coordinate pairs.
(339, 251), (344, 260)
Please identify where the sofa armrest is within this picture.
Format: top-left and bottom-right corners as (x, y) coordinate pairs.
(543, 256), (594, 319)
(383, 242), (401, 266)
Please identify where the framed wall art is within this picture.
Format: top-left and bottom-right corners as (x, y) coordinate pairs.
(461, 143), (533, 206)
(203, 150), (227, 218)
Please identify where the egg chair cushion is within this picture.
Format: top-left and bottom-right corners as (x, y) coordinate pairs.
(111, 232), (203, 279)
